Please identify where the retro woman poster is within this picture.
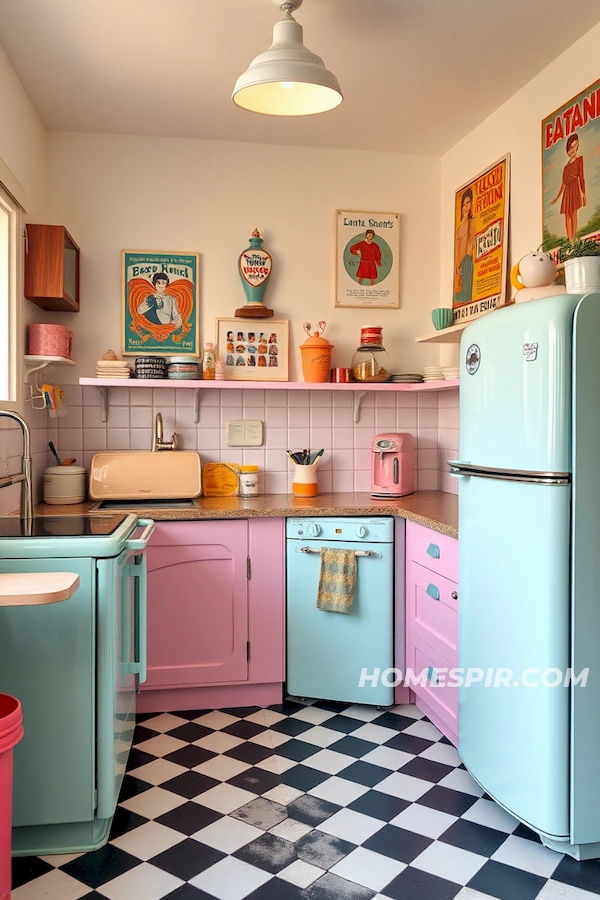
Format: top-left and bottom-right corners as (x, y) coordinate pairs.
(452, 155), (510, 324)
(122, 250), (200, 356)
(543, 79), (600, 257)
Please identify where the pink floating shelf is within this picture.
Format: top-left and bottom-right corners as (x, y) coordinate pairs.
(79, 377), (459, 392)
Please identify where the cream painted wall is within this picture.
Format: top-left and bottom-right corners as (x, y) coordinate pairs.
(45, 132), (441, 382)
(440, 22), (600, 323)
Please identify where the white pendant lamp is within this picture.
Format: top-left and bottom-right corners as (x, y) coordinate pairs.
(232, 0), (342, 117)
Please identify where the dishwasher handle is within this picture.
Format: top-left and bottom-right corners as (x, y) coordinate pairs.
(296, 546), (380, 558)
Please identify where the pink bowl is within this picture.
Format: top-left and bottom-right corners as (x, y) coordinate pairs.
(28, 324), (73, 359)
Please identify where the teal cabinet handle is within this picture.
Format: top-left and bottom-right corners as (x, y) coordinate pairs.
(426, 543), (440, 559)
(427, 666), (438, 684)
(426, 583), (440, 601)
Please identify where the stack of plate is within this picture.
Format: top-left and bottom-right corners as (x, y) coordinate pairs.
(95, 358), (132, 378)
(443, 367), (460, 380)
(390, 374), (423, 383)
(423, 366), (445, 383)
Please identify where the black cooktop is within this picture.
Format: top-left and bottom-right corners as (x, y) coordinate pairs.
(0, 514), (128, 538)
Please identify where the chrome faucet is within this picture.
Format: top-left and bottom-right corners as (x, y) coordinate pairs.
(0, 410), (33, 518)
(152, 412), (178, 452)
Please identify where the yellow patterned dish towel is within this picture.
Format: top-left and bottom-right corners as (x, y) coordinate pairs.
(316, 547), (357, 613)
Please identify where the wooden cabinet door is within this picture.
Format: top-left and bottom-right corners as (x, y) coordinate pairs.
(24, 224), (80, 312)
(143, 520), (249, 689)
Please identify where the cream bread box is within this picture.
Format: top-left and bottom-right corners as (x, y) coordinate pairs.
(89, 451), (202, 500)
(44, 466), (87, 505)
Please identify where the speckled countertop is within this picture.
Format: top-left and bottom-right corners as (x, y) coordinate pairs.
(35, 490), (458, 537)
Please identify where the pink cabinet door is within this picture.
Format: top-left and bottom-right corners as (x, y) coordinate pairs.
(143, 520), (249, 689)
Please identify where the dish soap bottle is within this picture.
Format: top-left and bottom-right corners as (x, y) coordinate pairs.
(202, 342), (216, 380)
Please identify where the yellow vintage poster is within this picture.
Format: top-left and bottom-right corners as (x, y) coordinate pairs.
(452, 155), (510, 323)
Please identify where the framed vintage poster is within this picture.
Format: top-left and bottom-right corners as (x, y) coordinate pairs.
(543, 79), (600, 257)
(122, 250), (200, 356)
(452, 154), (510, 324)
(335, 210), (400, 308)
(216, 317), (289, 382)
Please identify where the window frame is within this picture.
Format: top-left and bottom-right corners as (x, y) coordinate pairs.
(0, 161), (26, 412)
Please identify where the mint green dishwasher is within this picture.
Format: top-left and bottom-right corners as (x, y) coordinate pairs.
(0, 514), (154, 856)
(286, 517), (394, 707)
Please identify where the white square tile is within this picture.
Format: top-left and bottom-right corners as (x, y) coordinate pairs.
(195, 783), (257, 814)
(403, 719), (444, 741)
(454, 890), (501, 900)
(110, 821), (185, 860)
(412, 840), (488, 885)
(462, 798), (520, 833)
(391, 802), (458, 838)
(361, 746), (414, 770)
(128, 758), (187, 785)
(308, 776), (369, 806)
(194, 731), (244, 754)
(419, 742), (462, 767)
(255, 754), (299, 774)
(390, 704), (424, 719)
(193, 710), (241, 730)
(135, 734), (187, 757)
(141, 713), (188, 734)
(244, 709), (286, 727)
(278, 859), (323, 888)
(491, 834), (563, 878)
(248, 729), (291, 749)
(317, 807), (385, 844)
(291, 706), (336, 724)
(263, 784), (304, 805)
(331, 846), (407, 892)
(270, 817), (314, 842)
(190, 856), (271, 899)
(11, 869), (91, 900)
(118, 787), (186, 819)
(340, 705), (383, 722)
(375, 772), (432, 801)
(348, 723), (399, 744)
(302, 748), (356, 775)
(98, 862), (183, 900)
(295, 725), (342, 748)
(193, 815), (263, 853)
(535, 881), (600, 900)
(439, 768), (485, 797)
(193, 755), (252, 781)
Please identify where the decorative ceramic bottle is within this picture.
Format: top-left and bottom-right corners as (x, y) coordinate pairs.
(236, 228), (274, 318)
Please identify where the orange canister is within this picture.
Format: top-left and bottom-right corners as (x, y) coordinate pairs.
(300, 322), (334, 383)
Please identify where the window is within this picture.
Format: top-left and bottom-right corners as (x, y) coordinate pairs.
(0, 181), (22, 409)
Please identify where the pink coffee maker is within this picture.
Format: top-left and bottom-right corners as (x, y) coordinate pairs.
(371, 433), (415, 498)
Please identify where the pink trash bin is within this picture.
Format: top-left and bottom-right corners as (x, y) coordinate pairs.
(0, 695), (23, 900)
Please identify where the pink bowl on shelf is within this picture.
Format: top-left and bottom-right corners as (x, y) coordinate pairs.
(27, 324), (73, 359)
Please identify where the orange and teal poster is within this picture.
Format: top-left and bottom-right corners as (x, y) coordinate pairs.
(543, 79), (600, 258)
(452, 155), (510, 324)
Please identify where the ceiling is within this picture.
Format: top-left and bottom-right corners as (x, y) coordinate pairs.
(1, 0), (600, 156)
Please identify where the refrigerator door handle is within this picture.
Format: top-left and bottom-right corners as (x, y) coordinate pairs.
(448, 460), (570, 485)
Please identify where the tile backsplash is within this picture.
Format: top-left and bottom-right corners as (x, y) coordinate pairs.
(0, 386), (458, 513)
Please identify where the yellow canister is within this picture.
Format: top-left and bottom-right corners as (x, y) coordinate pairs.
(203, 462), (240, 496)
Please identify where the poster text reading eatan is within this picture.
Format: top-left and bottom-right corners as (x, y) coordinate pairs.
(544, 86), (600, 148)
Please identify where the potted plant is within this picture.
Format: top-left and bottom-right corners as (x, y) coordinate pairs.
(555, 237), (600, 294)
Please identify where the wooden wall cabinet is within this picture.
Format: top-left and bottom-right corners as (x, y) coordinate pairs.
(24, 224), (80, 312)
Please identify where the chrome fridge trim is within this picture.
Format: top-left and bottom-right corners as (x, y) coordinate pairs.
(448, 461), (571, 486)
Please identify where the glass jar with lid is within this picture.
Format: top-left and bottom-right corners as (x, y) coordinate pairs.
(352, 344), (391, 383)
(239, 465), (260, 498)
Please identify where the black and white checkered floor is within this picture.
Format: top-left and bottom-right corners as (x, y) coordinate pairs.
(11, 700), (600, 900)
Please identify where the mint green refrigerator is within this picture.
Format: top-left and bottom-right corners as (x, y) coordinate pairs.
(450, 293), (600, 860)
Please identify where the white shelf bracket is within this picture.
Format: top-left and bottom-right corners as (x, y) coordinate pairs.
(353, 390), (367, 424)
(97, 387), (108, 423)
(194, 389), (201, 424)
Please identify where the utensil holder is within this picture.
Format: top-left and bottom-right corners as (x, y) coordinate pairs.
(291, 460), (320, 497)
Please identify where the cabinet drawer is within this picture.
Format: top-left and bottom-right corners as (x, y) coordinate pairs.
(406, 520), (458, 582)
(406, 560), (457, 663)
(406, 631), (457, 738)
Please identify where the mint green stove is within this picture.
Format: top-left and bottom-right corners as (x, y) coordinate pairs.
(0, 514), (154, 855)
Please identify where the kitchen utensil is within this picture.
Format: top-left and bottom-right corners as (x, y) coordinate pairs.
(431, 308), (454, 330)
(48, 441), (61, 465)
(300, 322), (334, 383)
(371, 433), (415, 498)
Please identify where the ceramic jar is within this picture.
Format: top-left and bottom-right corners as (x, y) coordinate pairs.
(300, 322), (334, 383)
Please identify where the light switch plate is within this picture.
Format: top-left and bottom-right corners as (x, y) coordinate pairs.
(226, 419), (264, 447)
